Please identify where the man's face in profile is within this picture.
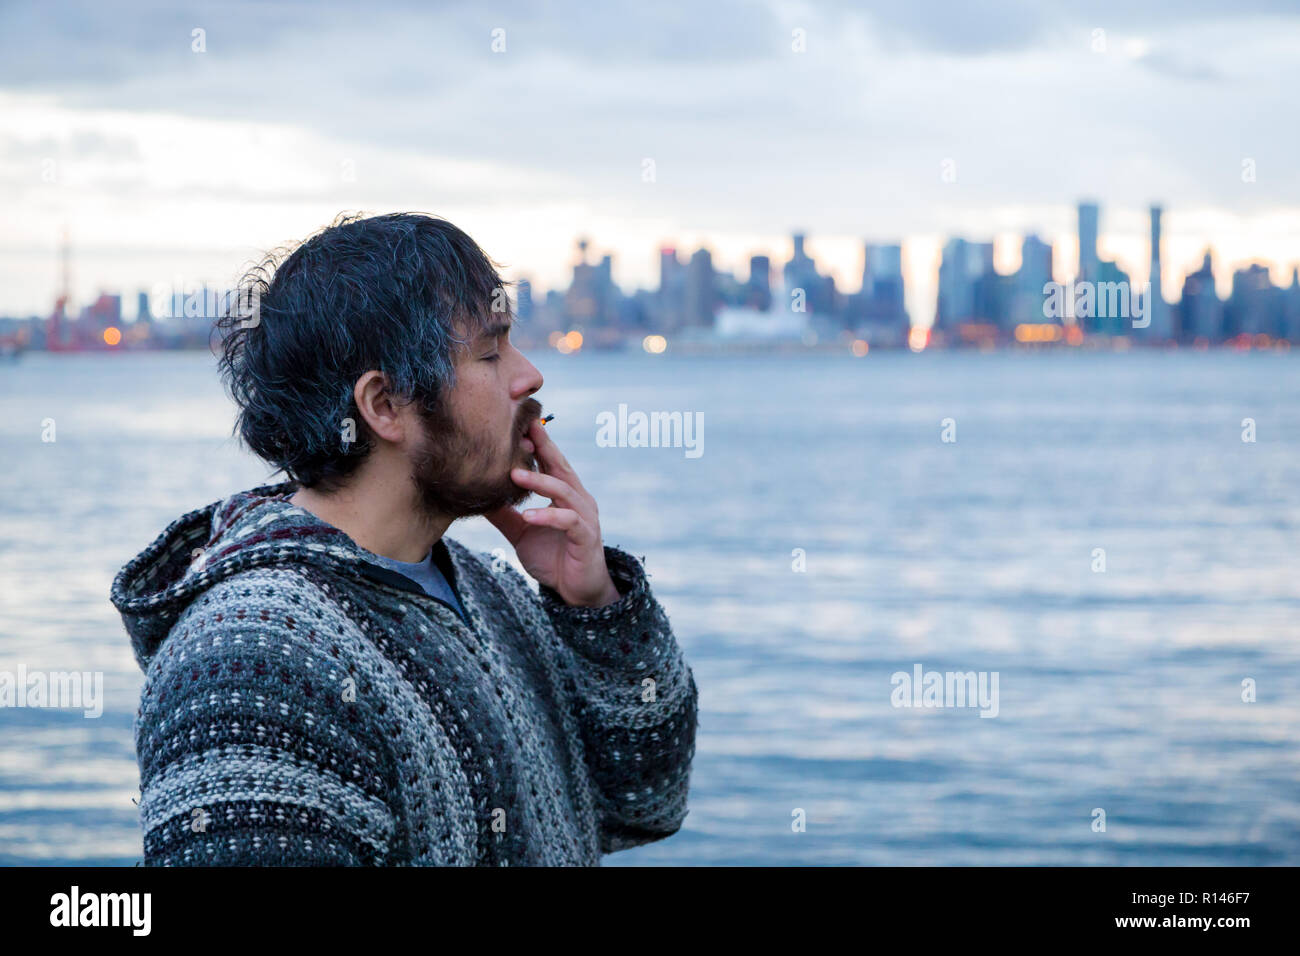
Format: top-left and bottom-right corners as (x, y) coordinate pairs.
(406, 316), (545, 520)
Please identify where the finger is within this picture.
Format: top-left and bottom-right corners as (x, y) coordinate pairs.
(521, 506), (592, 541)
(483, 504), (528, 546)
(528, 420), (588, 495)
(510, 467), (589, 517)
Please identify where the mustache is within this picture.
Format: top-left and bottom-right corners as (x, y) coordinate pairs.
(515, 397), (544, 434)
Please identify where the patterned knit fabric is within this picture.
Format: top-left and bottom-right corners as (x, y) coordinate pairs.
(110, 480), (699, 866)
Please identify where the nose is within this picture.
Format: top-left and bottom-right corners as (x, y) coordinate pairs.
(513, 351), (543, 401)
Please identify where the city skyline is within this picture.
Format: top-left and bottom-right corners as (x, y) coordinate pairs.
(4, 203), (1300, 327)
(8, 195), (1300, 353)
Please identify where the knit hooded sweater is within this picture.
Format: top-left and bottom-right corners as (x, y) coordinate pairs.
(110, 480), (699, 866)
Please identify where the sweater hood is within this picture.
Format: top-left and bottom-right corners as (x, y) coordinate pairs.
(111, 479), (451, 673)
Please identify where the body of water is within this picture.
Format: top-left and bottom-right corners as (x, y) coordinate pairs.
(1, 348), (1298, 864)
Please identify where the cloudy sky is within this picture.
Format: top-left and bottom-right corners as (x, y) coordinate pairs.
(2, 0), (1298, 323)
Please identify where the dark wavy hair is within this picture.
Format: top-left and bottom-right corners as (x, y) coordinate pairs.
(214, 211), (512, 492)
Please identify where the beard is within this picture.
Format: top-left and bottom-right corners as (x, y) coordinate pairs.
(407, 395), (544, 519)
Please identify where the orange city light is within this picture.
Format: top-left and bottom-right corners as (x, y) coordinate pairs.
(103, 326), (122, 347)
(556, 330), (584, 354)
(1014, 323), (1063, 343)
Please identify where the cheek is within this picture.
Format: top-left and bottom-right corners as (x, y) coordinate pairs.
(452, 377), (507, 437)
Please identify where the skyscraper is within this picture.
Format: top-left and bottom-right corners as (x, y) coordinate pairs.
(684, 248), (716, 328)
(1146, 205), (1170, 339)
(782, 232), (832, 314)
(1077, 201), (1099, 283)
(1178, 251), (1221, 342)
(1285, 269), (1300, 343)
(855, 242), (908, 340)
(1225, 264), (1282, 338)
(515, 278), (533, 322)
(861, 244), (901, 293)
(658, 246), (686, 330)
(746, 255), (772, 311)
(936, 238), (974, 329)
(863, 242), (905, 307)
(783, 232), (814, 297)
(565, 238), (614, 326)
(1092, 258), (1132, 336)
(1011, 234), (1054, 328)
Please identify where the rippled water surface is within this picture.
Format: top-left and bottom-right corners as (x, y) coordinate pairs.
(1, 349), (1298, 865)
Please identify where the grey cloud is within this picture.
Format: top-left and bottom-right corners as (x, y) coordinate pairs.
(838, 0), (1300, 57)
(0, 130), (142, 163)
(1136, 50), (1225, 82)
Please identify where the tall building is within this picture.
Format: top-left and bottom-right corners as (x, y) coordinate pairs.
(936, 238), (976, 328)
(859, 242), (907, 324)
(937, 239), (1003, 339)
(969, 242), (1005, 325)
(780, 232), (835, 315)
(1178, 251), (1222, 342)
(1145, 205), (1170, 339)
(1077, 201), (1099, 283)
(565, 238), (616, 327)
(783, 232), (814, 301)
(1224, 264), (1282, 338)
(684, 248), (716, 328)
(1284, 269), (1300, 343)
(1010, 234), (1054, 328)
(1090, 259), (1133, 336)
(598, 255), (614, 323)
(82, 293), (121, 327)
(658, 246), (686, 330)
(515, 278), (533, 322)
(659, 246), (681, 292)
(746, 255), (772, 311)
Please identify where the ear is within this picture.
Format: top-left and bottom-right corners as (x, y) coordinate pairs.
(352, 370), (407, 444)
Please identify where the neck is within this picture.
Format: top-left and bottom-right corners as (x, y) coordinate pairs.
(289, 466), (452, 564)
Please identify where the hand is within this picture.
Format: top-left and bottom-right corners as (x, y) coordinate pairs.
(485, 418), (621, 608)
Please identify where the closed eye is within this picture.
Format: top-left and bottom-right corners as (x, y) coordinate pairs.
(482, 353), (501, 362)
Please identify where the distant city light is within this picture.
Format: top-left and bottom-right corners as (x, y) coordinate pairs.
(556, 330), (583, 354)
(850, 339), (869, 356)
(1014, 323), (1063, 343)
(642, 334), (667, 354)
(102, 326), (121, 346)
(908, 327), (929, 352)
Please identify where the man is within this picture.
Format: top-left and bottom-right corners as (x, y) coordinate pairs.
(111, 212), (699, 866)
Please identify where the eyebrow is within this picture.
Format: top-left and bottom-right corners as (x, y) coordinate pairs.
(476, 320), (513, 343)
